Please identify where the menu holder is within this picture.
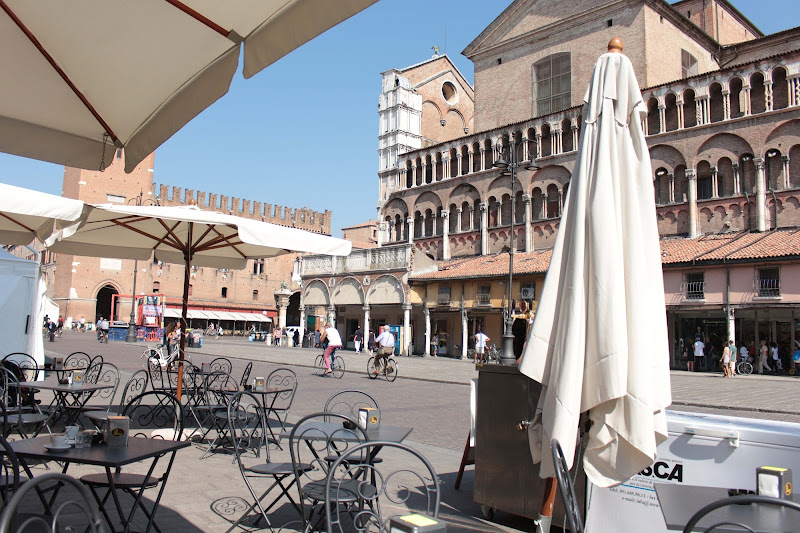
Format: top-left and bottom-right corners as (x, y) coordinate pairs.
(53, 357), (64, 371)
(358, 407), (381, 436)
(106, 416), (129, 447)
(70, 369), (84, 388)
(201, 362), (211, 374)
(253, 377), (266, 392)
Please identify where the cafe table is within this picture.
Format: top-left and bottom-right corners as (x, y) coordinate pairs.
(10, 436), (190, 533)
(25, 380), (115, 428)
(280, 421), (413, 462)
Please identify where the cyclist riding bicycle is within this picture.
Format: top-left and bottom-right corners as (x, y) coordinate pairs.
(163, 322), (180, 356)
(374, 326), (395, 375)
(319, 322), (342, 377)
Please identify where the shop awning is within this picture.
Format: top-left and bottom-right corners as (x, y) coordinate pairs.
(163, 308), (271, 323)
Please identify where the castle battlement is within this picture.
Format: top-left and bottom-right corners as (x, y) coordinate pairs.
(154, 183), (331, 235)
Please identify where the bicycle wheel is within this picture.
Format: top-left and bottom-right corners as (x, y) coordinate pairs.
(332, 356), (345, 379)
(314, 355), (326, 376)
(367, 357), (378, 379)
(385, 357), (398, 382)
(141, 349), (159, 370)
(740, 361), (753, 375)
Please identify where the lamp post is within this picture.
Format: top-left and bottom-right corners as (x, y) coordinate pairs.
(493, 141), (539, 365)
(124, 191), (159, 342)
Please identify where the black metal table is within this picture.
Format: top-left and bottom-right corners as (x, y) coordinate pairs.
(280, 421), (413, 461)
(11, 436), (190, 533)
(23, 380), (114, 428)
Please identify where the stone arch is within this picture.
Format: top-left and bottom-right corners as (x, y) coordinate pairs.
(540, 124), (552, 157)
(750, 71), (766, 114)
(790, 144), (800, 188)
(729, 77), (744, 119)
(683, 89), (697, 128)
(445, 108), (467, 131)
(487, 175), (524, 200)
(414, 191), (443, 214)
(646, 97), (660, 135)
(765, 120), (800, 155)
(366, 275), (405, 305)
(383, 198), (409, 219)
(664, 92), (679, 131)
(94, 281), (122, 322)
(560, 118), (574, 152)
(531, 165), (571, 190)
(718, 157), (734, 198)
(332, 277), (364, 306)
(422, 100), (443, 122)
(709, 82), (724, 123)
(450, 183), (481, 204)
(303, 279), (330, 306)
(650, 144), (687, 173)
(773, 66), (788, 110)
(695, 133), (754, 167)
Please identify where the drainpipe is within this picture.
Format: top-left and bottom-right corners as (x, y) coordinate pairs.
(725, 260), (734, 344)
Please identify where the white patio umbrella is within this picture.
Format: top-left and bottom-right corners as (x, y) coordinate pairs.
(518, 39), (672, 488)
(47, 202), (352, 398)
(0, 183), (85, 245)
(0, 0), (378, 173)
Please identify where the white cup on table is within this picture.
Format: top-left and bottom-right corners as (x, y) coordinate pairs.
(65, 425), (80, 442)
(50, 434), (68, 447)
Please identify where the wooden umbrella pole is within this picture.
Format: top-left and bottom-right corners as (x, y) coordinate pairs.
(537, 477), (557, 533)
(175, 222), (193, 402)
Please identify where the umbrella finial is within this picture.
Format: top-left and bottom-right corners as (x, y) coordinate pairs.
(608, 36), (623, 53)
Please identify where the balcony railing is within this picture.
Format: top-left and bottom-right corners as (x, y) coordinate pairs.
(301, 245), (412, 276)
(758, 278), (780, 297)
(682, 281), (705, 300)
(476, 293), (491, 305)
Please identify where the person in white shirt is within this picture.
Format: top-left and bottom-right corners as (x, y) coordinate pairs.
(474, 330), (490, 363)
(319, 322), (342, 376)
(693, 339), (705, 372)
(374, 326), (395, 374)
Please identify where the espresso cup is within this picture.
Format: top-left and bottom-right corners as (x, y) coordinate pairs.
(50, 434), (68, 447)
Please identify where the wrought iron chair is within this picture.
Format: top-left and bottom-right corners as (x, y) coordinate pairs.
(0, 472), (106, 533)
(64, 351), (91, 370)
(681, 494), (800, 532)
(64, 362), (120, 425)
(266, 367), (298, 431)
(323, 390), (379, 421)
(224, 391), (310, 533)
(84, 368), (148, 428)
(1, 353), (41, 382)
(0, 368), (49, 438)
(324, 441), (442, 533)
(552, 438), (584, 533)
(0, 435), (21, 504)
(198, 371), (239, 458)
(0, 354), (41, 416)
(80, 391), (184, 531)
(210, 357), (233, 374)
(239, 361), (253, 389)
(289, 412), (371, 533)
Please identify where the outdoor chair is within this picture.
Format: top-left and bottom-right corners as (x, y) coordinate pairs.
(209, 357), (233, 374)
(324, 441), (441, 533)
(239, 361), (253, 389)
(1, 353), (41, 383)
(0, 368), (49, 439)
(266, 367), (298, 431)
(224, 391), (310, 533)
(198, 371), (240, 458)
(323, 390), (378, 421)
(289, 412), (371, 533)
(84, 368), (148, 429)
(80, 391), (184, 531)
(0, 435), (21, 504)
(0, 473), (106, 533)
(0, 355), (39, 411)
(65, 362), (120, 425)
(552, 438), (584, 533)
(64, 352), (91, 370)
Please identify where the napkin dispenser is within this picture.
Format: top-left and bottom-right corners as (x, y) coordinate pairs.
(106, 416), (129, 447)
(253, 377), (266, 392)
(70, 369), (84, 388)
(358, 407), (380, 436)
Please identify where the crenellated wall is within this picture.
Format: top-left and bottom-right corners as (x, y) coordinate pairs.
(154, 183), (332, 234)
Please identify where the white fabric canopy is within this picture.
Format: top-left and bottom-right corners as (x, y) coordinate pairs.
(0, 0), (378, 173)
(519, 52), (671, 488)
(164, 308), (270, 322)
(47, 203), (351, 269)
(0, 183), (84, 245)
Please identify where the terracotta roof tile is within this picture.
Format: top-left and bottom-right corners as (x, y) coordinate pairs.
(412, 249), (552, 280)
(660, 229), (800, 264)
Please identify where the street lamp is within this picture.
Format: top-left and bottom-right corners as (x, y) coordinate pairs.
(124, 191), (159, 342)
(493, 141), (539, 365)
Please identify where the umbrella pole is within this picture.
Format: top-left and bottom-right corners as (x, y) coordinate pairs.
(536, 477), (557, 533)
(175, 223), (193, 402)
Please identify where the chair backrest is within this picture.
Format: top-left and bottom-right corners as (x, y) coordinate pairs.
(120, 370), (149, 406)
(90, 363), (120, 408)
(122, 391), (184, 441)
(289, 412), (370, 527)
(1, 354), (39, 382)
(0, 472), (106, 533)
(552, 438), (584, 533)
(228, 391), (268, 469)
(682, 494), (800, 533)
(64, 351), (91, 370)
(266, 367), (298, 412)
(83, 361), (105, 385)
(209, 357), (233, 374)
(239, 361), (253, 388)
(0, 435), (20, 503)
(324, 441), (441, 533)
(89, 354), (104, 369)
(0, 368), (21, 410)
(324, 390), (379, 421)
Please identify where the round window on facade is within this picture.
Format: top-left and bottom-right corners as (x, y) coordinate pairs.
(442, 81), (458, 105)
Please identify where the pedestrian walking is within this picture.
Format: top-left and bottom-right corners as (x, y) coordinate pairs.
(353, 326), (363, 354)
(314, 329), (321, 348)
(720, 340), (732, 377)
(367, 329), (375, 356)
(759, 339), (772, 374)
(729, 340), (737, 376)
(431, 333), (439, 357)
(771, 341), (783, 372)
(474, 330), (489, 364)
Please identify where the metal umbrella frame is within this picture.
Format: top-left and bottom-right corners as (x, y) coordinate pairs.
(47, 203), (351, 399)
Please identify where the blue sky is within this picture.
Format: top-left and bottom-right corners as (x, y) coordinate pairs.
(0, 0), (797, 237)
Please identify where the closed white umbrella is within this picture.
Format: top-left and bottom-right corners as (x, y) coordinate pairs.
(48, 202), (351, 398)
(519, 39), (672, 488)
(0, 183), (84, 245)
(0, 0), (377, 173)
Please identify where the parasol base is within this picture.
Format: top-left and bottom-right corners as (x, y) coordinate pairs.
(534, 514), (551, 533)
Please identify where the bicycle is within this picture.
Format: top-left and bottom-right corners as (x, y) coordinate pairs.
(140, 344), (191, 372)
(98, 330), (108, 343)
(314, 349), (345, 378)
(736, 356), (754, 375)
(474, 343), (500, 364)
(367, 355), (398, 382)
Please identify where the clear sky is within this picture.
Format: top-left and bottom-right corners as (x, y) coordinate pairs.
(0, 0), (797, 237)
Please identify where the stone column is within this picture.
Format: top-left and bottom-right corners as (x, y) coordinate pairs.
(363, 305), (370, 345)
(677, 100), (685, 129)
(468, 206), (475, 232)
(274, 286), (292, 329)
(755, 157), (767, 232)
(727, 307), (736, 345)
(456, 207), (463, 234)
(766, 79), (774, 112)
(722, 90), (731, 121)
(523, 194), (532, 252)
(407, 217), (414, 245)
(732, 163), (741, 195)
(479, 149), (485, 172)
(402, 304), (411, 356)
(424, 307), (431, 356)
(687, 168), (699, 238)
(456, 154), (463, 176)
(522, 138), (529, 162)
(480, 203), (489, 255)
(299, 305), (306, 342)
(711, 166), (719, 198)
(535, 134), (542, 159)
(441, 210), (450, 260)
(743, 86), (752, 116)
(782, 155), (791, 189)
(658, 104), (666, 134)
(461, 307), (468, 360)
(668, 173), (676, 203)
(327, 305), (336, 328)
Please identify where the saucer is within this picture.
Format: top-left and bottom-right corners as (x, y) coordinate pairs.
(44, 443), (72, 452)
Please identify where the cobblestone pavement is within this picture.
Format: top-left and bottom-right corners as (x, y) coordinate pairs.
(27, 333), (800, 532)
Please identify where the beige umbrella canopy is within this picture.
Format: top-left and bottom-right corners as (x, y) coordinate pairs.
(0, 0), (378, 173)
(0, 183), (85, 245)
(48, 202), (352, 397)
